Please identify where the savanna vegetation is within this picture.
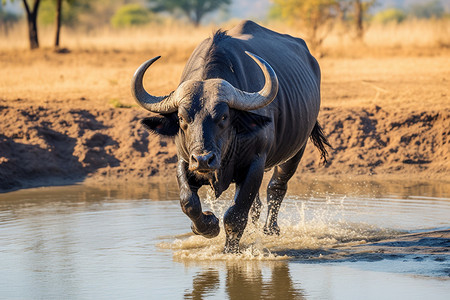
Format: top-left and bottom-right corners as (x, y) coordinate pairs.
(0, 0), (449, 191)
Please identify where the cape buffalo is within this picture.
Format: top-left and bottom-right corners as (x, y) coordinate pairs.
(132, 20), (330, 253)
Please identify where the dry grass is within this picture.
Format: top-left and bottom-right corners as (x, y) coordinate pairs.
(2, 18), (449, 53)
(320, 56), (449, 110)
(324, 19), (450, 49)
(1, 20), (448, 109)
(1, 21), (212, 53)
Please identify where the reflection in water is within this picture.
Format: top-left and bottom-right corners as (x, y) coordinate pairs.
(282, 179), (450, 200)
(226, 263), (303, 300)
(184, 269), (220, 299)
(184, 262), (304, 300)
(0, 182), (180, 223)
(0, 180), (449, 298)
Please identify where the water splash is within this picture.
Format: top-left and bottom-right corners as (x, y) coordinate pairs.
(158, 190), (402, 261)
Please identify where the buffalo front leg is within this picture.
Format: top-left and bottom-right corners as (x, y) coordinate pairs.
(223, 157), (265, 253)
(249, 192), (262, 224)
(177, 160), (220, 238)
(264, 147), (305, 235)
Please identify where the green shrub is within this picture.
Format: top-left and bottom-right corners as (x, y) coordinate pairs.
(372, 8), (407, 24)
(111, 4), (153, 28)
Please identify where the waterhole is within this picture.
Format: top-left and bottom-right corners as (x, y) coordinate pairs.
(0, 180), (449, 299)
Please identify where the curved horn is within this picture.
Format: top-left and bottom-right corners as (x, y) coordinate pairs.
(228, 51), (279, 111)
(131, 56), (178, 113)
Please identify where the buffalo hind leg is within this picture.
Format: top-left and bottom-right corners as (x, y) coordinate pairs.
(264, 146), (306, 235)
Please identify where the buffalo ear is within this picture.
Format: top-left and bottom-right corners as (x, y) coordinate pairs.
(141, 113), (179, 137)
(232, 111), (272, 135)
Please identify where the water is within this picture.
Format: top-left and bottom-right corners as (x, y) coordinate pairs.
(0, 180), (449, 299)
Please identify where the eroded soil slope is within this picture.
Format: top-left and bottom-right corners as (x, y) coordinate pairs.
(1, 101), (448, 192)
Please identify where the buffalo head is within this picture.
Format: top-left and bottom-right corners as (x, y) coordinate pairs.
(131, 52), (278, 175)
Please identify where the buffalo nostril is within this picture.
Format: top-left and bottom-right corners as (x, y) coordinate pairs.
(207, 154), (216, 166)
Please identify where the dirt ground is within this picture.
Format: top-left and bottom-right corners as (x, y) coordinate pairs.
(0, 44), (449, 192)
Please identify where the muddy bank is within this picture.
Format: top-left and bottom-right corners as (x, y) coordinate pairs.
(0, 104), (173, 191)
(352, 229), (450, 256)
(0, 101), (448, 192)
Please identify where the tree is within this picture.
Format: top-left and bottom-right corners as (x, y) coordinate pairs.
(2, 0), (41, 49)
(39, 0), (91, 49)
(147, 0), (230, 26)
(353, 0), (376, 40)
(54, 0), (62, 48)
(271, 0), (340, 50)
(23, 0), (41, 49)
(54, 0), (84, 50)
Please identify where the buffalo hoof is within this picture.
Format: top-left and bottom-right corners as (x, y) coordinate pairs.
(191, 211), (220, 238)
(263, 224), (280, 236)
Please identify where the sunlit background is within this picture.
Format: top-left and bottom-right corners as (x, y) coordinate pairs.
(1, 1), (449, 299)
(1, 0), (449, 51)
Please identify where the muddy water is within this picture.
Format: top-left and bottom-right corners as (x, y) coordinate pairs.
(0, 180), (449, 299)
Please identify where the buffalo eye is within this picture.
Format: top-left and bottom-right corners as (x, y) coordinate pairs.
(218, 114), (228, 128)
(178, 115), (188, 130)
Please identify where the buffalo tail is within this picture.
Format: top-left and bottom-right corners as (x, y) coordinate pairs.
(310, 121), (332, 165)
